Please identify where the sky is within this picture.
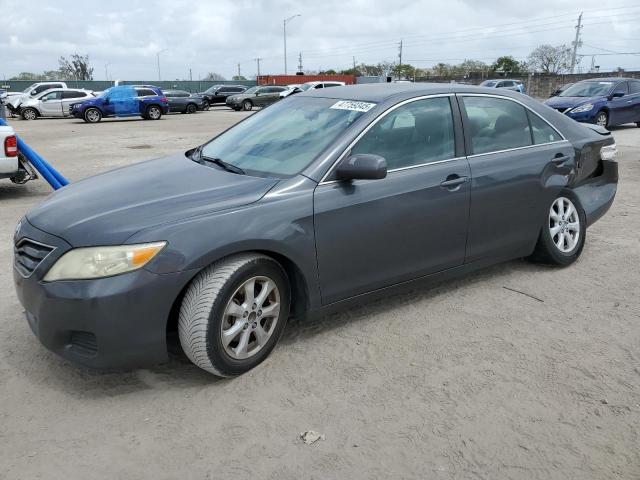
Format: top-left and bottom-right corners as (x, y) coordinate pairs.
(0, 0), (639, 81)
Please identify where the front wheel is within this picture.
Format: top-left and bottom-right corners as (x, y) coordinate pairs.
(242, 100), (253, 111)
(84, 107), (102, 123)
(21, 108), (38, 121)
(529, 192), (586, 266)
(595, 111), (608, 128)
(178, 253), (290, 377)
(145, 105), (162, 120)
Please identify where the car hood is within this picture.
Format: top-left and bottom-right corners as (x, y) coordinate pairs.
(8, 94), (29, 108)
(26, 153), (279, 246)
(544, 95), (604, 109)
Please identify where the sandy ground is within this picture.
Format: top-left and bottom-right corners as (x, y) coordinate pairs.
(0, 108), (639, 480)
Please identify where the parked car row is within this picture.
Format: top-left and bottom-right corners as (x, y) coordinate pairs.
(225, 81), (346, 111)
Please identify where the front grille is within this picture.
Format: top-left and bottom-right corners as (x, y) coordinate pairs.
(14, 238), (54, 277)
(69, 331), (98, 357)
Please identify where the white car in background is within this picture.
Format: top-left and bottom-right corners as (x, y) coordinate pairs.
(6, 82), (69, 114)
(280, 81), (346, 98)
(278, 84), (301, 98)
(19, 88), (94, 120)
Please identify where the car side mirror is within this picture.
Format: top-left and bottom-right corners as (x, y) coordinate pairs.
(336, 154), (387, 181)
(104, 98), (110, 104)
(30, 90), (37, 95)
(610, 91), (624, 99)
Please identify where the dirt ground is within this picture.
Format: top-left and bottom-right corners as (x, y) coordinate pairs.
(0, 108), (639, 480)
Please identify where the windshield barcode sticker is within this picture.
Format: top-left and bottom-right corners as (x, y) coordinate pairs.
(330, 100), (376, 112)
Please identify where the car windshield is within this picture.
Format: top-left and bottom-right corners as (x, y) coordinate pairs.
(22, 84), (38, 93)
(204, 85), (222, 93)
(199, 97), (370, 177)
(98, 88), (114, 98)
(560, 81), (613, 97)
(241, 86), (258, 94)
(298, 84), (313, 91)
(480, 81), (497, 87)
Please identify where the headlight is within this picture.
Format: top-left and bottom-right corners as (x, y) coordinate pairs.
(600, 143), (618, 161)
(571, 103), (594, 113)
(44, 242), (166, 282)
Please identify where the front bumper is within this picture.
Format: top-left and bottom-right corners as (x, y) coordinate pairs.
(565, 109), (599, 124)
(13, 219), (196, 369)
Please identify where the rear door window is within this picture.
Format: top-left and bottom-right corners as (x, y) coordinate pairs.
(629, 81), (640, 94)
(462, 96), (532, 155)
(62, 91), (87, 99)
(136, 89), (157, 97)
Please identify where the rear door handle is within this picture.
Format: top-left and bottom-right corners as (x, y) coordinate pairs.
(552, 155), (570, 164)
(440, 175), (469, 189)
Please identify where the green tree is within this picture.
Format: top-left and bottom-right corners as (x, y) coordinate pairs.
(391, 63), (416, 79)
(204, 72), (226, 81)
(490, 56), (525, 75)
(232, 75), (247, 81)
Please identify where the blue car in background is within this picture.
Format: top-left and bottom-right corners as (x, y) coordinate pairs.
(70, 85), (169, 123)
(545, 77), (640, 129)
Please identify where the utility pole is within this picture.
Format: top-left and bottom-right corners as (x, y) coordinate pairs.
(237, 63), (242, 79)
(283, 14), (301, 75)
(298, 52), (303, 73)
(570, 12), (583, 74)
(156, 49), (168, 81)
(254, 58), (262, 78)
(104, 63), (110, 81)
(398, 40), (403, 67)
(353, 56), (356, 71)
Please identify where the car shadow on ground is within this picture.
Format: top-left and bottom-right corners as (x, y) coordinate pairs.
(7, 257), (547, 398)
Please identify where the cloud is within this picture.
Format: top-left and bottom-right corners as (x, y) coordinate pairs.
(0, 0), (638, 80)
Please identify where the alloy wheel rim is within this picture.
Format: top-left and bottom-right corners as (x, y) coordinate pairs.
(87, 110), (99, 122)
(549, 197), (580, 253)
(220, 276), (280, 360)
(149, 107), (160, 119)
(596, 113), (607, 127)
(24, 109), (36, 120)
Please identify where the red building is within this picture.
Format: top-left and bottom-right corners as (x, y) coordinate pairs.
(256, 74), (356, 86)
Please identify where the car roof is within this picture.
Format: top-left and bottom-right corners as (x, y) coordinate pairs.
(298, 82), (531, 102)
(579, 77), (631, 83)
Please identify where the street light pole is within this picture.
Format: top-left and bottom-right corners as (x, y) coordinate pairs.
(157, 49), (168, 81)
(283, 14), (301, 75)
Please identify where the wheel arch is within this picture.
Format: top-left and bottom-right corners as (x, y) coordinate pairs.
(165, 248), (310, 352)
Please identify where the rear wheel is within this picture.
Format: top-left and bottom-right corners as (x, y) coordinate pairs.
(186, 103), (197, 114)
(146, 105), (162, 120)
(242, 100), (253, 111)
(84, 107), (102, 123)
(529, 191), (586, 266)
(21, 108), (38, 121)
(595, 110), (608, 128)
(178, 253), (290, 377)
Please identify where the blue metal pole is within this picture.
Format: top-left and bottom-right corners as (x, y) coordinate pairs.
(0, 118), (69, 189)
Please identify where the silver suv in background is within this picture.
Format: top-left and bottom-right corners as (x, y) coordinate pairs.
(5, 82), (69, 115)
(19, 88), (94, 120)
(479, 79), (525, 93)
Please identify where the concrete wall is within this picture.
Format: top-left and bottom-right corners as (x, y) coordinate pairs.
(0, 79), (256, 94)
(415, 71), (640, 98)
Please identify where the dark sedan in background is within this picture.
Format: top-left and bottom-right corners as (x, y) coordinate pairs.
(545, 77), (640, 128)
(198, 84), (247, 108)
(14, 83), (618, 377)
(164, 90), (206, 114)
(226, 85), (287, 110)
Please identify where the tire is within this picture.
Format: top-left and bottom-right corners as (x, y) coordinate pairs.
(595, 110), (608, 129)
(146, 105), (162, 120)
(528, 190), (586, 266)
(202, 100), (210, 111)
(242, 100), (253, 111)
(84, 107), (102, 123)
(186, 103), (197, 114)
(636, 122), (640, 128)
(178, 253), (290, 377)
(21, 107), (38, 121)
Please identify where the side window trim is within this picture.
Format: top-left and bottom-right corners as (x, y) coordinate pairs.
(319, 94), (459, 184)
(458, 93), (566, 158)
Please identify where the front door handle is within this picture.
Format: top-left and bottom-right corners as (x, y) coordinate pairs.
(440, 175), (469, 190)
(551, 154), (570, 164)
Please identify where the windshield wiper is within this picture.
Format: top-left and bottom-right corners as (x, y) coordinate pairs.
(201, 155), (246, 175)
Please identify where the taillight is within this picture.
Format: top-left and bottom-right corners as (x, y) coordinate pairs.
(4, 135), (17, 157)
(160, 97), (168, 103)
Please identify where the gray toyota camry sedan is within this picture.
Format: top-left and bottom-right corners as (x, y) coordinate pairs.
(13, 83), (618, 377)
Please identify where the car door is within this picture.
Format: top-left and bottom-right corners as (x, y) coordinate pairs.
(61, 91), (88, 117)
(459, 94), (574, 262)
(608, 82), (629, 125)
(313, 96), (471, 304)
(254, 87), (269, 106)
(38, 90), (64, 116)
(628, 80), (640, 123)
